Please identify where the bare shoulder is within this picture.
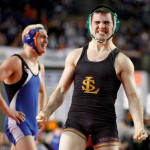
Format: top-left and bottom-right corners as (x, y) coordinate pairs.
(66, 47), (83, 65)
(39, 63), (44, 70)
(116, 52), (134, 72)
(0, 55), (22, 82)
(1, 55), (22, 68)
(67, 47), (83, 58)
(117, 52), (134, 66)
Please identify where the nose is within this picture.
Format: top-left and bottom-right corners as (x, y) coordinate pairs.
(99, 23), (105, 28)
(45, 37), (48, 43)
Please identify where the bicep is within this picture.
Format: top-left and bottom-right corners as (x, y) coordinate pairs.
(57, 53), (76, 92)
(120, 57), (137, 98)
(39, 64), (46, 93)
(0, 59), (15, 82)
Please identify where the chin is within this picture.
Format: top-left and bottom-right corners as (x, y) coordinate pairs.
(40, 49), (46, 54)
(38, 51), (45, 56)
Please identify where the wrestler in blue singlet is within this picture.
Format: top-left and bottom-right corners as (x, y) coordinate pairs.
(4, 54), (41, 145)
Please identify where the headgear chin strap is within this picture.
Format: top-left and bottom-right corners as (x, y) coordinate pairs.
(23, 27), (43, 54)
(87, 5), (120, 43)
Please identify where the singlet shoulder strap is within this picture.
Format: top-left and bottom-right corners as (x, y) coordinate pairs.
(13, 54), (28, 68)
(109, 48), (120, 63)
(13, 54), (41, 75)
(77, 43), (89, 63)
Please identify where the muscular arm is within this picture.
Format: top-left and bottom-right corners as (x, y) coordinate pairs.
(38, 63), (47, 112)
(0, 56), (25, 123)
(117, 53), (148, 141)
(37, 50), (78, 122)
(0, 57), (15, 83)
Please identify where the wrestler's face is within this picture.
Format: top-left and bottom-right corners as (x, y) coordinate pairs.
(36, 29), (48, 55)
(91, 12), (114, 42)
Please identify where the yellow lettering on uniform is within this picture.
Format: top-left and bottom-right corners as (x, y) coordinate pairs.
(82, 77), (100, 94)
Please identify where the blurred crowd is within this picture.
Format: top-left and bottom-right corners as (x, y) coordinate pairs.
(0, 0), (150, 71)
(0, 0), (150, 70)
(118, 110), (150, 150)
(0, 0), (89, 49)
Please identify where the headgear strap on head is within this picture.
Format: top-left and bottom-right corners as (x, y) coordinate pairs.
(23, 27), (43, 54)
(87, 5), (120, 43)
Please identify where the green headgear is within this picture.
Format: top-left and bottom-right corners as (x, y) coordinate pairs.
(87, 5), (120, 43)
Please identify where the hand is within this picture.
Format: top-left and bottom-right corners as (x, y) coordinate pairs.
(133, 129), (148, 142)
(7, 109), (25, 124)
(36, 111), (48, 130)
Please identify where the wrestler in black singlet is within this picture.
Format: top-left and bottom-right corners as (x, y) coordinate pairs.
(63, 44), (121, 148)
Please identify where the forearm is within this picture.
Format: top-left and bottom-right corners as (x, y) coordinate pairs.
(42, 88), (65, 119)
(0, 93), (10, 115)
(128, 95), (144, 130)
(38, 92), (46, 112)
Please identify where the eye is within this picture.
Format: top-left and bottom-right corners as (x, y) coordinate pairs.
(94, 21), (100, 25)
(40, 35), (46, 39)
(104, 21), (110, 25)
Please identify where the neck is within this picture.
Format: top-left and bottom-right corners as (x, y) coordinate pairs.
(20, 48), (39, 63)
(89, 39), (116, 53)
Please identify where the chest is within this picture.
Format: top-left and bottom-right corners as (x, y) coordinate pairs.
(76, 60), (115, 78)
(87, 50), (111, 62)
(27, 63), (40, 75)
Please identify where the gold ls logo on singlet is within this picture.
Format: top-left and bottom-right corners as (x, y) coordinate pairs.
(82, 77), (100, 94)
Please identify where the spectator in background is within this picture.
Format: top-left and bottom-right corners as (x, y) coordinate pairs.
(0, 132), (11, 150)
(50, 121), (63, 150)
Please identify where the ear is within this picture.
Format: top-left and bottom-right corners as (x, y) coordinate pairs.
(115, 18), (120, 33)
(86, 14), (92, 36)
